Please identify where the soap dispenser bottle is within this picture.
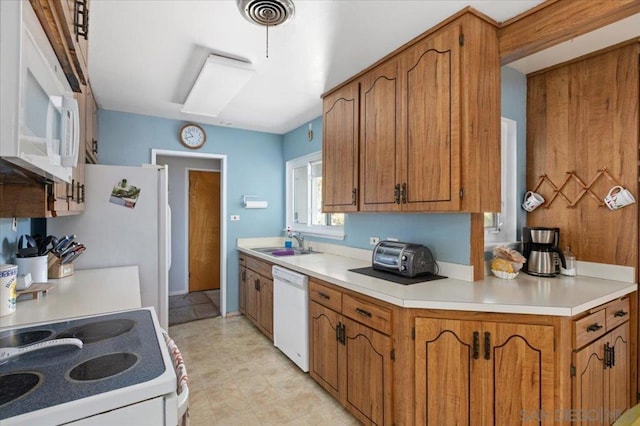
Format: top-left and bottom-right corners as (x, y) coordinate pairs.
(560, 246), (576, 276)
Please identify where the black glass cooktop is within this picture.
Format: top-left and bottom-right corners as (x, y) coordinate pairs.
(0, 310), (166, 420)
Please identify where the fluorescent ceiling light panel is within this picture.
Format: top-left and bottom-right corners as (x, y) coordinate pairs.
(181, 54), (254, 117)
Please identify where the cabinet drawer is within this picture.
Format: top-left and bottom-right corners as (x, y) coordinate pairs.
(342, 294), (391, 335)
(246, 255), (272, 277)
(309, 280), (342, 312)
(606, 298), (630, 331)
(574, 310), (607, 348)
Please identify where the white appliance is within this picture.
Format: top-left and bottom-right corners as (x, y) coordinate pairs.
(47, 164), (171, 330)
(273, 265), (309, 372)
(0, 1), (80, 182)
(0, 308), (183, 425)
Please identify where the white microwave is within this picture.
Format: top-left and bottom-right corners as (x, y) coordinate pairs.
(0, 1), (80, 183)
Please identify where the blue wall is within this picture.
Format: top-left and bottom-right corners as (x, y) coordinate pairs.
(501, 66), (527, 238)
(0, 218), (35, 264)
(98, 110), (285, 312)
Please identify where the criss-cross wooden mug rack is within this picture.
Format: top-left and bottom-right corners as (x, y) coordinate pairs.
(530, 168), (621, 209)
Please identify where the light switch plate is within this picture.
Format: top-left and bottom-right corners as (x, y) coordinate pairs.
(369, 236), (380, 245)
(230, 215), (240, 221)
(11, 217), (17, 232)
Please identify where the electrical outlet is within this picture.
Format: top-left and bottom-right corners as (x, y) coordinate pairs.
(230, 215), (240, 221)
(369, 236), (380, 245)
(11, 217), (17, 232)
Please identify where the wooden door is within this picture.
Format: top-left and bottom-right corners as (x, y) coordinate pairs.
(342, 316), (393, 426)
(608, 323), (629, 423)
(488, 322), (555, 425)
(309, 301), (342, 400)
(244, 269), (259, 325)
(573, 335), (607, 426)
(69, 88), (86, 212)
(400, 23), (461, 211)
(415, 317), (478, 425)
(322, 82), (359, 212)
(359, 59), (402, 212)
(258, 275), (273, 339)
(188, 170), (220, 292)
(238, 263), (246, 315)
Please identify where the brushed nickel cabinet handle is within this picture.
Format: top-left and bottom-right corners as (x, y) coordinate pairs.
(484, 332), (491, 360)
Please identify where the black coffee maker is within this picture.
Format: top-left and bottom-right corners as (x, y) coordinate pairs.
(522, 227), (566, 277)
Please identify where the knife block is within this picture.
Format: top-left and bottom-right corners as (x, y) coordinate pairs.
(47, 253), (74, 278)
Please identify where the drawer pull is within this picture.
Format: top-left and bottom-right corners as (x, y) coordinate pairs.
(586, 323), (603, 333)
(318, 292), (330, 300)
(355, 308), (372, 318)
(613, 310), (628, 318)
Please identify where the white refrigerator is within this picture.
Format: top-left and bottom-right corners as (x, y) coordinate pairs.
(47, 164), (170, 329)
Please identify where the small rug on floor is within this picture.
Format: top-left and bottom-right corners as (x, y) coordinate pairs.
(169, 290), (220, 326)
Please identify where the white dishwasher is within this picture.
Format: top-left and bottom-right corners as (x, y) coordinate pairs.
(272, 265), (309, 372)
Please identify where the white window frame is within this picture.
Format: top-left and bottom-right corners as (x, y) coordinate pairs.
(286, 151), (345, 239)
(485, 117), (517, 247)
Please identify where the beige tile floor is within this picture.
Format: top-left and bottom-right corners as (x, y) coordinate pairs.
(168, 315), (360, 425)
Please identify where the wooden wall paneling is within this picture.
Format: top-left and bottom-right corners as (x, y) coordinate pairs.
(526, 43), (639, 268)
(498, 0), (640, 64)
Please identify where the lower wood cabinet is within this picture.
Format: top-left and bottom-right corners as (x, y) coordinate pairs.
(414, 317), (555, 425)
(573, 298), (630, 425)
(309, 280), (393, 425)
(241, 255), (273, 340)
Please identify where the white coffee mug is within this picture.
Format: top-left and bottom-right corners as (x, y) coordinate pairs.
(604, 186), (636, 211)
(0, 264), (18, 317)
(522, 191), (545, 212)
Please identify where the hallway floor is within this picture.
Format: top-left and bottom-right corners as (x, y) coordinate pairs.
(168, 315), (359, 425)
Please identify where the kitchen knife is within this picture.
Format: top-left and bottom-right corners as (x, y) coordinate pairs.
(54, 234), (76, 254)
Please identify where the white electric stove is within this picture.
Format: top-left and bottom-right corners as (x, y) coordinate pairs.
(0, 308), (179, 425)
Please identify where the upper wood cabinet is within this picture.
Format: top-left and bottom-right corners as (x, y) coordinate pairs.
(322, 9), (501, 213)
(322, 82), (360, 212)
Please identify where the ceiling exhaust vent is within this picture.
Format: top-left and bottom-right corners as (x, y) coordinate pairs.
(237, 0), (295, 27)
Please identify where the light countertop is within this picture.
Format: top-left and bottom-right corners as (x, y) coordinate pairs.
(0, 266), (142, 329)
(238, 242), (636, 317)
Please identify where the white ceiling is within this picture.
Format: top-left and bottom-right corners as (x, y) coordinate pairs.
(89, 0), (552, 135)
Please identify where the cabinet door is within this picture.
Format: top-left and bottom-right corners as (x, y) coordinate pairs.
(244, 270), (259, 325)
(342, 316), (393, 425)
(85, 84), (98, 164)
(573, 336), (607, 426)
(258, 275), (273, 339)
(415, 317), (478, 425)
(608, 322), (629, 423)
(488, 322), (555, 426)
(69, 89), (86, 212)
(238, 264), (246, 314)
(359, 59), (402, 212)
(400, 23), (461, 211)
(322, 82), (359, 212)
(309, 301), (342, 400)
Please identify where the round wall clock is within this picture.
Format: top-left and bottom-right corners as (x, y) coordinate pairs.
(179, 123), (206, 149)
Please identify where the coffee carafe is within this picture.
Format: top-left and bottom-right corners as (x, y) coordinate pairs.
(522, 227), (566, 277)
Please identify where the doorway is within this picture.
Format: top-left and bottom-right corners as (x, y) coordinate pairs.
(188, 170), (221, 292)
(152, 149), (228, 317)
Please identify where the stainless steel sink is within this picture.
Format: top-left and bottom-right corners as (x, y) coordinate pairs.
(251, 246), (320, 256)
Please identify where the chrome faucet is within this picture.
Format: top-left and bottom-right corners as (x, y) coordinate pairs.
(288, 231), (304, 249)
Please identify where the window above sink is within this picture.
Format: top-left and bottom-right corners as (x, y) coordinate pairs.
(286, 151), (345, 240)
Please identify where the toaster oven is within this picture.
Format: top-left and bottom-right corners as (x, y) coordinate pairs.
(372, 241), (436, 278)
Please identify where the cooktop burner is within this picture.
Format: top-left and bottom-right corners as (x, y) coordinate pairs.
(57, 319), (135, 344)
(69, 353), (138, 381)
(0, 330), (53, 348)
(0, 372), (42, 407)
(0, 310), (168, 421)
